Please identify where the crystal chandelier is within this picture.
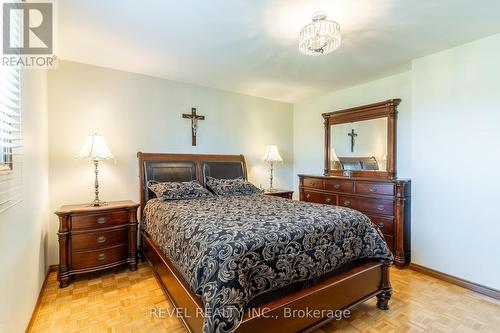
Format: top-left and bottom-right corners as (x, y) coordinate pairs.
(299, 12), (341, 56)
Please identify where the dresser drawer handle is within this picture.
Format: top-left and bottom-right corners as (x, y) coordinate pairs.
(97, 253), (106, 261)
(344, 200), (351, 206)
(97, 217), (107, 224)
(334, 184), (341, 190)
(325, 197), (332, 203)
(97, 236), (107, 244)
(377, 205), (385, 211)
(369, 186), (378, 193)
(377, 222), (384, 228)
(306, 193), (311, 199)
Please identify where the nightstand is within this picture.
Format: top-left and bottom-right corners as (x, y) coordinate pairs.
(55, 200), (139, 288)
(263, 189), (294, 199)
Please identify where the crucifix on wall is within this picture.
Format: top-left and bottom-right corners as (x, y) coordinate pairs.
(182, 107), (205, 146)
(348, 129), (358, 152)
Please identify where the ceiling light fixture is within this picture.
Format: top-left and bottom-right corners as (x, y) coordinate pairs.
(298, 12), (341, 56)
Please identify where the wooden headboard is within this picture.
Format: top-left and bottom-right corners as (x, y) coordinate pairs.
(137, 152), (247, 212)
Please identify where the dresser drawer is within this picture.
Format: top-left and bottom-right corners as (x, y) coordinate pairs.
(324, 179), (354, 193)
(302, 190), (337, 205)
(382, 234), (394, 252)
(367, 215), (394, 235)
(356, 182), (394, 196)
(71, 210), (129, 230)
(338, 196), (394, 216)
(302, 178), (324, 190)
(71, 245), (128, 270)
(72, 228), (128, 251)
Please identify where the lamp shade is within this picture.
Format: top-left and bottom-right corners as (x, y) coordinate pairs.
(330, 147), (339, 161)
(76, 134), (114, 160)
(263, 145), (283, 163)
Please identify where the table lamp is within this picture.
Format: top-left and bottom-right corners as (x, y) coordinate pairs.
(76, 133), (114, 206)
(331, 147), (342, 169)
(263, 145), (283, 191)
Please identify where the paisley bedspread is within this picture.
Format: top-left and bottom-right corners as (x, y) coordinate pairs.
(142, 194), (393, 333)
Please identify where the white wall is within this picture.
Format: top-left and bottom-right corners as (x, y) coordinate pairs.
(411, 33), (500, 289)
(47, 60), (293, 265)
(0, 70), (49, 333)
(293, 71), (412, 191)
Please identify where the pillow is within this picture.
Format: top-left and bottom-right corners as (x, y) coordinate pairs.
(147, 180), (212, 200)
(205, 176), (263, 196)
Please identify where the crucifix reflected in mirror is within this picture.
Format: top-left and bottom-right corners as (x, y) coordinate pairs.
(348, 129), (357, 152)
(182, 107), (205, 146)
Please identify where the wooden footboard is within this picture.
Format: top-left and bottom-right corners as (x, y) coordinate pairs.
(141, 231), (392, 333)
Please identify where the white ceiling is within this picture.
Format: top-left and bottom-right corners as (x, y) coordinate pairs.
(58, 0), (500, 103)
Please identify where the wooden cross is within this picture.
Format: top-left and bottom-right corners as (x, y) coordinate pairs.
(348, 129), (358, 152)
(182, 107), (205, 146)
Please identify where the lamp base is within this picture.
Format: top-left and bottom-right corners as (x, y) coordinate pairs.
(89, 200), (108, 207)
(89, 159), (108, 207)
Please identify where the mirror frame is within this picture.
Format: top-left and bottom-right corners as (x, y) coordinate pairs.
(322, 99), (401, 179)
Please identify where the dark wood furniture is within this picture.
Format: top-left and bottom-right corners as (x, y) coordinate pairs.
(300, 98), (411, 268)
(299, 175), (410, 268)
(138, 152), (392, 333)
(263, 189), (293, 199)
(55, 200), (139, 288)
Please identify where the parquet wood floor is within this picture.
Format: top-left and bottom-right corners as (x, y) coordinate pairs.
(28, 263), (500, 333)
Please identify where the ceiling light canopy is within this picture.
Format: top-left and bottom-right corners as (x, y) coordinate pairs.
(299, 12), (341, 56)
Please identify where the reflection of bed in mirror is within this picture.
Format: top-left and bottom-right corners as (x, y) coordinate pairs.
(336, 156), (380, 170)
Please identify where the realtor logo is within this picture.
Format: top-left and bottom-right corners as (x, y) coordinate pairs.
(2, 0), (56, 67)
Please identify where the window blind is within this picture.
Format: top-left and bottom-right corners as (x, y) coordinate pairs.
(0, 2), (23, 212)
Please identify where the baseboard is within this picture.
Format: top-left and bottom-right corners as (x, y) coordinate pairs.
(409, 263), (500, 301)
(25, 265), (58, 332)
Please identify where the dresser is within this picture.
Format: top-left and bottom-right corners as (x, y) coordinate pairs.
(55, 200), (139, 288)
(299, 175), (411, 268)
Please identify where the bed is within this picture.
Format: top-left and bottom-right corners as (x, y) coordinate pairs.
(137, 152), (393, 333)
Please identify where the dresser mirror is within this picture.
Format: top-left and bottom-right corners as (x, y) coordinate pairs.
(322, 99), (400, 179)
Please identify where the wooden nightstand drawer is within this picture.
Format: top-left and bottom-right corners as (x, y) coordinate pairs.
(264, 189), (293, 199)
(72, 228), (128, 251)
(56, 200), (139, 288)
(71, 245), (128, 270)
(71, 210), (129, 230)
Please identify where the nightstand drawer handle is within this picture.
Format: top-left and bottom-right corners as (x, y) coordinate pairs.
(377, 205), (385, 211)
(97, 217), (107, 224)
(325, 197), (332, 203)
(334, 184), (341, 190)
(369, 186), (378, 192)
(97, 236), (107, 244)
(306, 193), (311, 199)
(97, 253), (106, 261)
(377, 222), (384, 228)
(344, 200), (351, 206)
